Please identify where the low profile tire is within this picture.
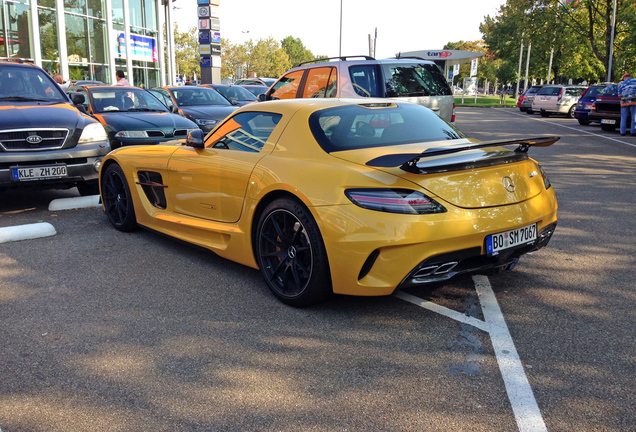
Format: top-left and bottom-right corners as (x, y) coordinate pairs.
(77, 181), (99, 196)
(578, 118), (590, 126)
(256, 198), (332, 307)
(101, 163), (137, 232)
(540, 110), (550, 117)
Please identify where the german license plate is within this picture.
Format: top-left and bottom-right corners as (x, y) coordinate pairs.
(12, 165), (68, 181)
(601, 119), (616, 125)
(486, 224), (537, 255)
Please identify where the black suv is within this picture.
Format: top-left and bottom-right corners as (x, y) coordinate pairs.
(0, 60), (110, 195)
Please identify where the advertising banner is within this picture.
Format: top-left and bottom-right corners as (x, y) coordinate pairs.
(199, 31), (210, 44)
(116, 33), (158, 62)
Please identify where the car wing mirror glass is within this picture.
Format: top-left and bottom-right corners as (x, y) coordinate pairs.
(186, 129), (205, 148)
(169, 105), (179, 114)
(257, 93), (268, 102)
(69, 92), (85, 105)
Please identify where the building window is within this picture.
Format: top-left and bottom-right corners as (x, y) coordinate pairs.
(1, 0), (32, 59)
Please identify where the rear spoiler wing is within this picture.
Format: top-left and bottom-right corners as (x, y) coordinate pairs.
(366, 136), (560, 170)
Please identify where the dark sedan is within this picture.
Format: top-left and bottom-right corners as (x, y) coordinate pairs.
(149, 86), (239, 133)
(67, 85), (198, 149)
(201, 84), (257, 106)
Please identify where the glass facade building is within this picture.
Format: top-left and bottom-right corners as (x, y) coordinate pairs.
(0, 0), (168, 87)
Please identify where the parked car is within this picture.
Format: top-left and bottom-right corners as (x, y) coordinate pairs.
(258, 56), (455, 123)
(587, 84), (633, 131)
(240, 85), (269, 97)
(531, 85), (586, 118)
(201, 84), (257, 106)
(99, 98), (558, 307)
(233, 77), (277, 87)
(519, 85), (543, 113)
(148, 86), (239, 133)
(0, 60), (110, 195)
(67, 85), (198, 149)
(70, 80), (105, 86)
(573, 84), (610, 125)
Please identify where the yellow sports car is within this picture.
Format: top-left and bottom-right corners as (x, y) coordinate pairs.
(99, 98), (558, 306)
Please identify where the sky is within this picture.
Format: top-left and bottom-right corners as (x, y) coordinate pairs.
(171, 0), (506, 59)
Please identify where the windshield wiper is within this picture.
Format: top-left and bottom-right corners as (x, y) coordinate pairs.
(126, 107), (165, 112)
(0, 96), (53, 102)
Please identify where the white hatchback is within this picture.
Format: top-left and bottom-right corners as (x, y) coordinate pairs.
(531, 85), (586, 118)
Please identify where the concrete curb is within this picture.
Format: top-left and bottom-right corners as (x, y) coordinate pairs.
(48, 195), (101, 211)
(0, 222), (57, 244)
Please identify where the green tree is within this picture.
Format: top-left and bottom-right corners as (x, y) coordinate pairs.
(221, 37), (290, 80)
(281, 36), (315, 67)
(173, 25), (200, 80)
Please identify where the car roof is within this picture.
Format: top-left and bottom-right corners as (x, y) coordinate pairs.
(290, 56), (438, 70)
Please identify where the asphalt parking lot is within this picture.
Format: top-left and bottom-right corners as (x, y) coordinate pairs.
(1, 107), (634, 432)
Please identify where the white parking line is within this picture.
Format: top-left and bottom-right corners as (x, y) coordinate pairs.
(48, 195), (101, 211)
(395, 275), (548, 432)
(505, 109), (636, 148)
(0, 222), (56, 244)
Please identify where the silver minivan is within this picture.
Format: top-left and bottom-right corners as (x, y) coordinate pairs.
(258, 56), (455, 123)
(531, 85), (586, 118)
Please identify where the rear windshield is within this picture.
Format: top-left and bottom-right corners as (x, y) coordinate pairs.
(309, 102), (464, 153)
(584, 85), (607, 98)
(537, 87), (562, 96)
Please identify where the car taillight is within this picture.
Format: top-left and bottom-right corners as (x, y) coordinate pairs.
(538, 164), (551, 190)
(557, 88), (563, 101)
(451, 102), (456, 123)
(345, 189), (447, 215)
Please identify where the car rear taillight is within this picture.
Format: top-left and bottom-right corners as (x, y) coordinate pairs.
(557, 88), (563, 101)
(538, 164), (551, 190)
(345, 189), (447, 215)
(451, 102), (456, 123)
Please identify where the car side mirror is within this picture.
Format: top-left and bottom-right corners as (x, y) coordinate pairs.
(186, 129), (205, 149)
(69, 92), (85, 105)
(257, 93), (269, 102)
(169, 105), (179, 114)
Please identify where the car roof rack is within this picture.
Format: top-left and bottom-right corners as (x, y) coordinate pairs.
(294, 55), (375, 68)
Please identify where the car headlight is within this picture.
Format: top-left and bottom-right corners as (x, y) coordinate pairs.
(195, 118), (219, 126)
(345, 189), (447, 215)
(114, 130), (149, 138)
(79, 122), (108, 143)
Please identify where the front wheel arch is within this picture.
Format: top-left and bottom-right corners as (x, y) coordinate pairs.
(254, 195), (333, 307)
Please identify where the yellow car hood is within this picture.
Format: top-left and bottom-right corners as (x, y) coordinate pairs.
(331, 139), (550, 209)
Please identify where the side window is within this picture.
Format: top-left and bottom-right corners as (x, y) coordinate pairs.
(348, 65), (380, 97)
(269, 70), (304, 100)
(204, 112), (282, 152)
(302, 67), (337, 98)
(149, 89), (173, 107)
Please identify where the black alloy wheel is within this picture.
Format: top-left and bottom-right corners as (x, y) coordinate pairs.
(101, 163), (137, 232)
(256, 198), (332, 307)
